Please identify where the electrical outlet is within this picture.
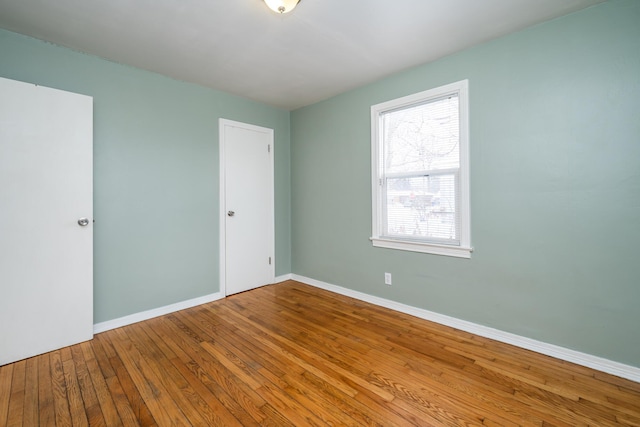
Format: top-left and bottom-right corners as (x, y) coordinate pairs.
(384, 272), (392, 285)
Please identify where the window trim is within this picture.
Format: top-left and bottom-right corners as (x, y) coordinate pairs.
(370, 80), (472, 258)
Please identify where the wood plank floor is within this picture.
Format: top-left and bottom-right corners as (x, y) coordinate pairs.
(1, 280), (639, 426)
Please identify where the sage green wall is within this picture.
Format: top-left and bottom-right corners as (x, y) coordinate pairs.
(291, 0), (640, 367)
(0, 29), (291, 323)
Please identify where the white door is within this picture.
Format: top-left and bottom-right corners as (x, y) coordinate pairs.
(220, 119), (274, 296)
(0, 77), (93, 366)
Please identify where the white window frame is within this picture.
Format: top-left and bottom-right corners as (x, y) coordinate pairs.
(370, 80), (472, 258)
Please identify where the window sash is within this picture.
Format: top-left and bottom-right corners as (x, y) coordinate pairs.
(381, 170), (460, 246)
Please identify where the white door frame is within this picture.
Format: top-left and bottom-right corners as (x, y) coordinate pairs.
(219, 118), (275, 296)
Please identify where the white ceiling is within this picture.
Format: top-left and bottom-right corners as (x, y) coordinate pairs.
(0, 0), (604, 110)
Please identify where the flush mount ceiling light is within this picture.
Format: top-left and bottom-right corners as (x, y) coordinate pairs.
(264, 0), (300, 14)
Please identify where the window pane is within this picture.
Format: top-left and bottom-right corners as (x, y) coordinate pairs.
(385, 174), (459, 243)
(383, 94), (459, 174)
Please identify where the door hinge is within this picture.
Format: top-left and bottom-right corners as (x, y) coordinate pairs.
(268, 144), (271, 153)
(268, 257), (272, 265)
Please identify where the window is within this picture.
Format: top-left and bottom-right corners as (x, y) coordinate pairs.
(370, 80), (471, 258)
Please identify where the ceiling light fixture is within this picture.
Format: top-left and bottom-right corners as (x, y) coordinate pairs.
(264, 0), (300, 14)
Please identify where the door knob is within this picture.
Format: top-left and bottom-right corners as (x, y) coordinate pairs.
(77, 218), (90, 226)
(227, 211), (235, 217)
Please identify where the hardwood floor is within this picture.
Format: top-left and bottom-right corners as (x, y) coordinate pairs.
(1, 280), (639, 426)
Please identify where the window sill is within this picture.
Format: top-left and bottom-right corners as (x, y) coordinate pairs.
(370, 237), (472, 258)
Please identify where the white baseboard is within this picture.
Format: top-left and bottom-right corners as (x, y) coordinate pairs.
(291, 274), (640, 384)
(93, 275), (294, 335)
(274, 273), (293, 283)
(93, 291), (224, 334)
